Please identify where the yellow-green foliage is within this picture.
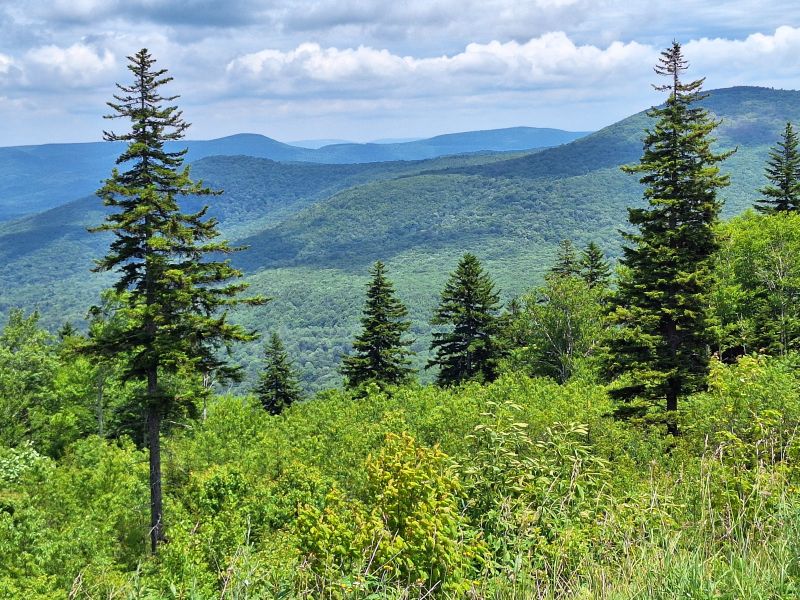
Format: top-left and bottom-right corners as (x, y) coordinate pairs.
(365, 433), (480, 591)
(298, 432), (480, 595)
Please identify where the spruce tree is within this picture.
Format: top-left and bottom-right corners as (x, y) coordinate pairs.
(89, 49), (262, 552)
(580, 242), (611, 288)
(428, 253), (501, 385)
(342, 261), (414, 389)
(549, 239), (580, 277)
(607, 42), (731, 434)
(58, 321), (79, 340)
(755, 122), (800, 213)
(255, 333), (302, 414)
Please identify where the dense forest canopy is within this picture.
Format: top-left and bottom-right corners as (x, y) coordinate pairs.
(3, 40), (800, 599)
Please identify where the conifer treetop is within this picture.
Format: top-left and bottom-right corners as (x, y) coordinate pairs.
(255, 332), (303, 415)
(549, 239), (580, 278)
(653, 40), (694, 97)
(608, 41), (731, 433)
(342, 261), (415, 390)
(428, 253), (502, 385)
(580, 242), (611, 288)
(755, 121), (800, 213)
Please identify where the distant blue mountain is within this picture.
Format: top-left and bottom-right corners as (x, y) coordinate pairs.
(0, 126), (588, 220)
(310, 127), (588, 163)
(288, 139), (354, 148)
(369, 137), (423, 144)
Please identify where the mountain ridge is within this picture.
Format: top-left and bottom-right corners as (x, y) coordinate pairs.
(0, 126), (588, 221)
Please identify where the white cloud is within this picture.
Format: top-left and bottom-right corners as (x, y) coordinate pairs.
(221, 25), (800, 111)
(1, 0), (800, 145)
(227, 33), (654, 99)
(0, 53), (12, 74)
(25, 43), (116, 87)
(687, 26), (800, 84)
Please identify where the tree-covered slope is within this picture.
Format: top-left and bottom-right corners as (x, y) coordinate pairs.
(0, 150), (528, 326)
(195, 86), (800, 390)
(235, 87), (793, 273)
(0, 135), (311, 220)
(0, 127), (584, 221)
(0, 86), (797, 390)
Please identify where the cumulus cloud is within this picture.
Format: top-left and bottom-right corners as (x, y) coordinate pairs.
(24, 43), (116, 88)
(0, 53), (12, 74)
(226, 33), (654, 99)
(686, 26), (800, 84)
(0, 0), (800, 145)
(221, 25), (800, 107)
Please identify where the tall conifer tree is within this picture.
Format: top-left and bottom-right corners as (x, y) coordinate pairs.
(342, 261), (415, 389)
(89, 49), (262, 552)
(428, 253), (501, 385)
(580, 242), (611, 288)
(255, 333), (302, 414)
(549, 239), (580, 277)
(607, 42), (731, 433)
(755, 122), (800, 213)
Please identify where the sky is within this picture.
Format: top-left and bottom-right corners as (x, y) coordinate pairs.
(1, 0), (800, 145)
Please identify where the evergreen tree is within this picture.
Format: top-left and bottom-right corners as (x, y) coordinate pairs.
(428, 253), (502, 385)
(607, 42), (732, 434)
(549, 239), (580, 277)
(755, 122), (800, 213)
(88, 49), (262, 553)
(580, 242), (611, 288)
(255, 333), (302, 414)
(58, 321), (79, 340)
(342, 261), (415, 389)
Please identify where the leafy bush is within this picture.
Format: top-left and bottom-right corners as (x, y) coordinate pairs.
(298, 432), (480, 595)
(464, 399), (612, 583)
(3, 361), (800, 597)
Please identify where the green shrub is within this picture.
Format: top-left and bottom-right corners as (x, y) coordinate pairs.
(298, 432), (481, 596)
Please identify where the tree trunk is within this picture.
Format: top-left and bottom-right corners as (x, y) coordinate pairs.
(146, 370), (164, 554)
(95, 371), (105, 437)
(202, 370), (211, 421)
(665, 316), (680, 436)
(665, 378), (679, 436)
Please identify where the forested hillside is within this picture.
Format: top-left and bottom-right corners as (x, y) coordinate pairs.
(0, 127), (584, 220)
(1, 86), (796, 390)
